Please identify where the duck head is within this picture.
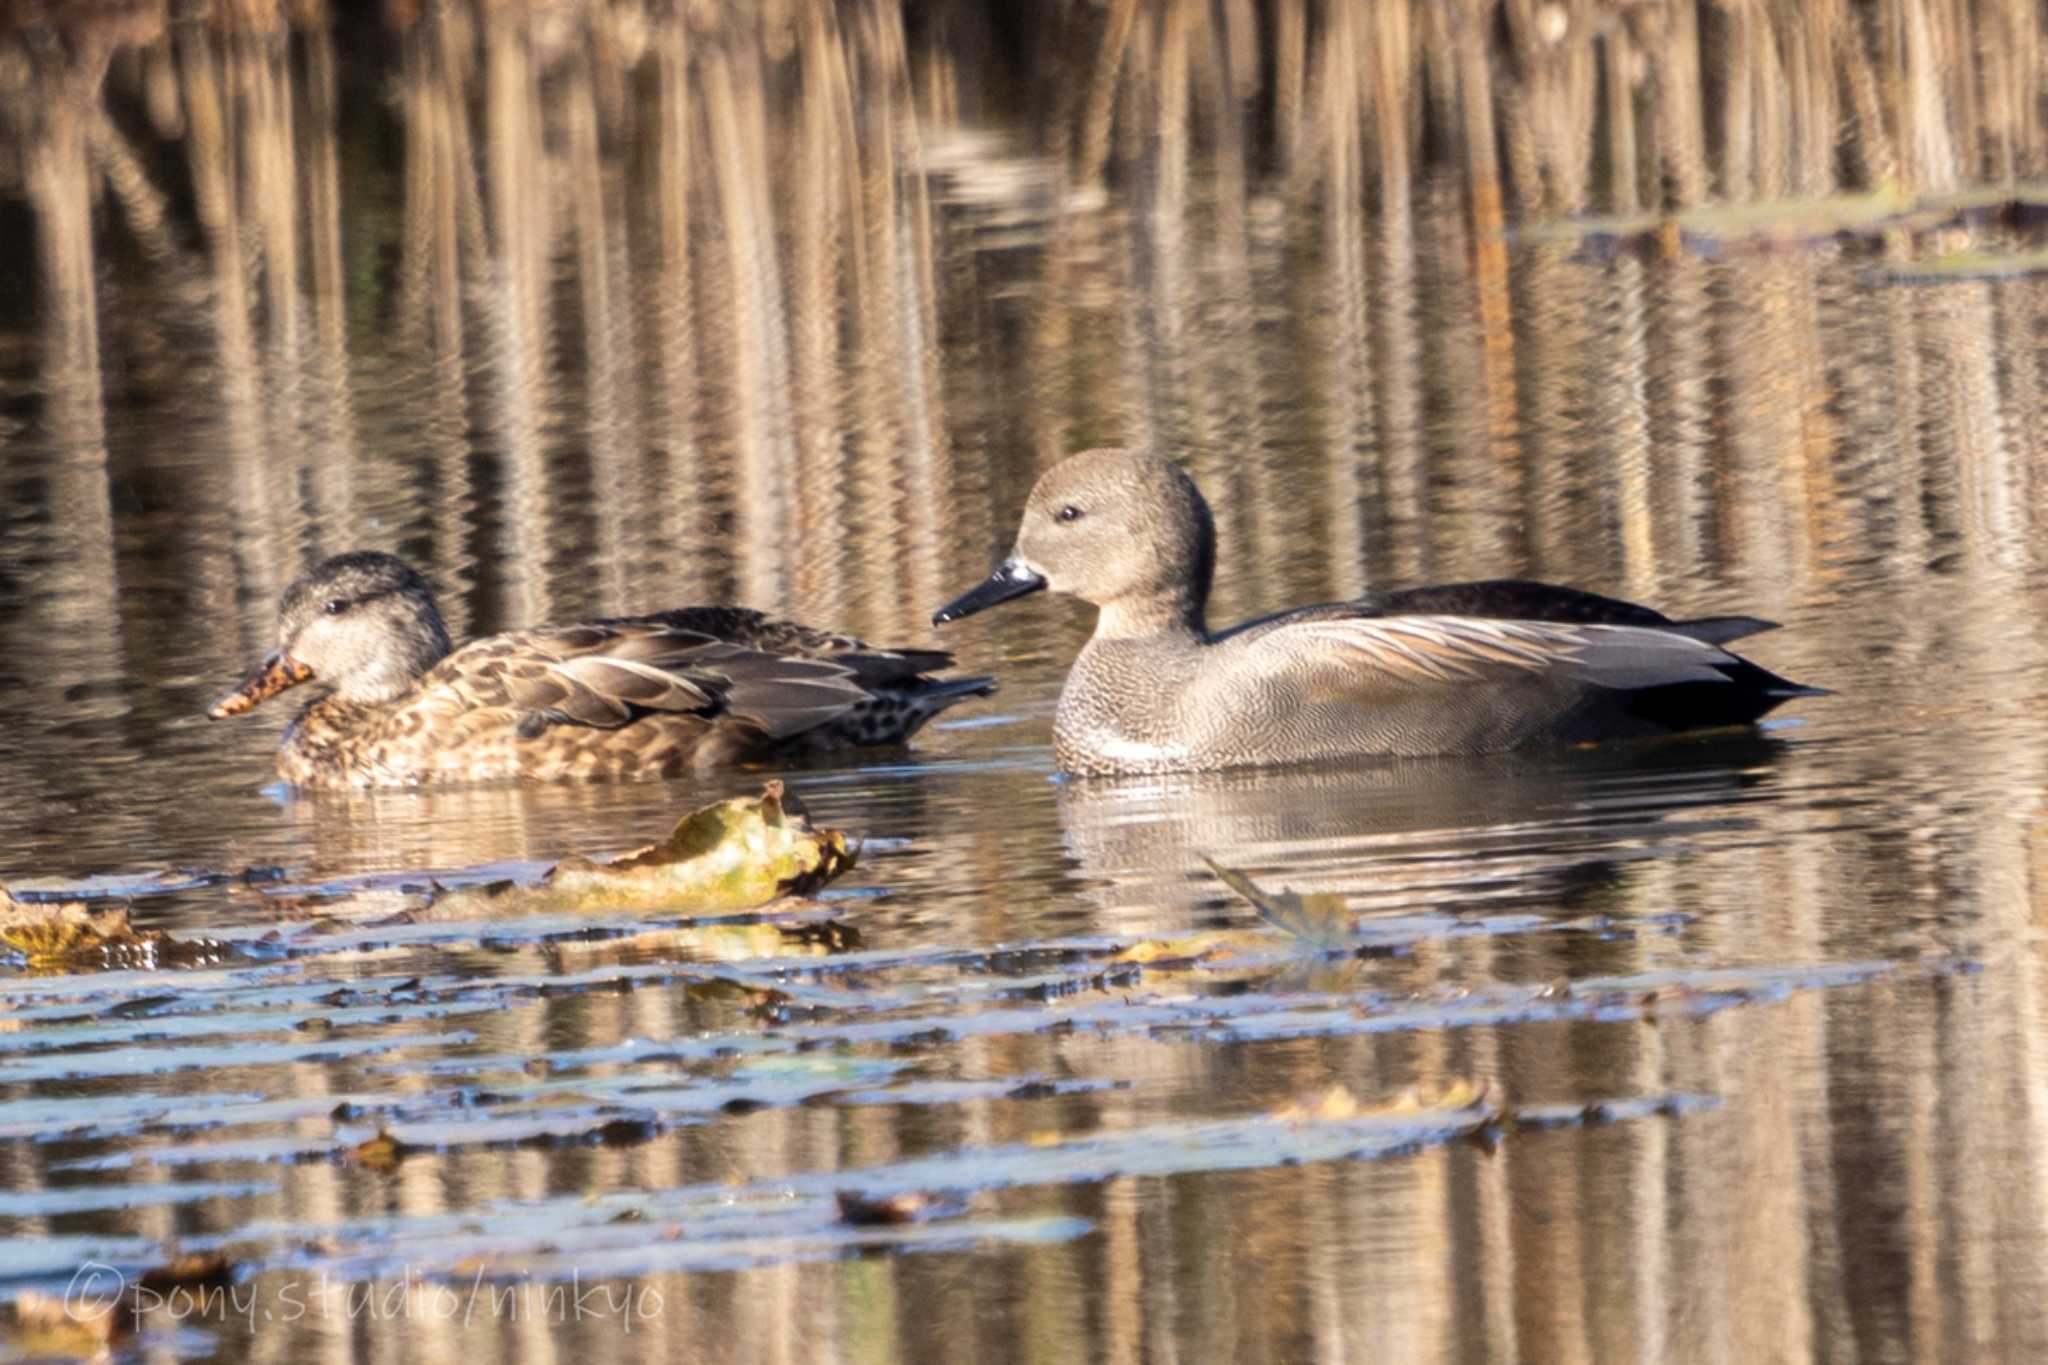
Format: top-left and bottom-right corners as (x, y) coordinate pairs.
(208, 551), (454, 717)
(934, 448), (1215, 636)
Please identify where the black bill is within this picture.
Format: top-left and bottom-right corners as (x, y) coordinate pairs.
(932, 558), (1048, 625)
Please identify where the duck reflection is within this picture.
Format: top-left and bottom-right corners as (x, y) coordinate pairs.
(1052, 733), (1791, 936)
(266, 767), (777, 890)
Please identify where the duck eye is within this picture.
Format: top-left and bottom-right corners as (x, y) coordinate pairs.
(322, 598), (348, 616)
(1056, 505), (1084, 523)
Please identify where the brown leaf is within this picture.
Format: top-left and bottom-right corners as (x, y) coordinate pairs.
(835, 1190), (943, 1226)
(346, 1129), (410, 1174)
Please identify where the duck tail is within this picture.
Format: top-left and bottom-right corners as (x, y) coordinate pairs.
(1666, 614), (1781, 646)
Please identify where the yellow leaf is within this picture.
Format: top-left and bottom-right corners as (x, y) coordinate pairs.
(1109, 933), (1235, 965)
(0, 889), (239, 974)
(424, 782), (855, 918)
(1273, 1085), (1361, 1121)
(1274, 1079), (1492, 1123)
(346, 1129), (408, 1174)
(1201, 858), (1352, 950)
(0, 891), (177, 973)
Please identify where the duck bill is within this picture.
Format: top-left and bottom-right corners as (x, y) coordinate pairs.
(932, 558), (1047, 625)
(207, 651), (315, 719)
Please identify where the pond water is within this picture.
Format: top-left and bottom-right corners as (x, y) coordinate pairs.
(3, 2), (2048, 1360)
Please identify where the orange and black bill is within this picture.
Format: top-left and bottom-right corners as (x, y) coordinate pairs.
(207, 652), (314, 719)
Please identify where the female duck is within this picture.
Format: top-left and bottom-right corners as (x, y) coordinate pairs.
(212, 552), (993, 787)
(933, 449), (1821, 775)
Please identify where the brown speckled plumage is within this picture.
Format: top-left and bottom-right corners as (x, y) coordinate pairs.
(212, 552), (994, 788)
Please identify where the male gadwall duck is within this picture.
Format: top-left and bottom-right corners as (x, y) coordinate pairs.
(933, 449), (1822, 775)
(211, 551), (994, 788)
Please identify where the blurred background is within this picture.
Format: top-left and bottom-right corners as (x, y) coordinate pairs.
(3, 0), (2042, 707)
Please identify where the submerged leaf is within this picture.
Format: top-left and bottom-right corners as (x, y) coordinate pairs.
(549, 915), (863, 966)
(1202, 857), (1352, 951)
(136, 1250), (235, 1296)
(4, 1288), (131, 1358)
(1271, 1079), (1494, 1124)
(423, 782), (855, 919)
(1272, 1084), (1366, 1122)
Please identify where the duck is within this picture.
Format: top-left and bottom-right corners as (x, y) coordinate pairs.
(932, 448), (1822, 776)
(210, 551), (995, 788)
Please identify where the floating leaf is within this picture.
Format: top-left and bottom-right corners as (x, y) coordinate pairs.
(1202, 857), (1352, 951)
(1107, 932), (1244, 965)
(835, 1190), (958, 1226)
(1879, 247), (2048, 283)
(0, 894), (144, 960)
(1515, 187), (1922, 250)
(1515, 184), (2048, 262)
(420, 782), (855, 919)
(346, 1129), (409, 1174)
(0, 890), (239, 972)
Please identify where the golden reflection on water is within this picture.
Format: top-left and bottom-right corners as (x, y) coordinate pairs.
(3, 0), (2048, 1360)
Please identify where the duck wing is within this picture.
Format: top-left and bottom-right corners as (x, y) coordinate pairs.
(1197, 613), (1814, 749)
(625, 608), (964, 688)
(1355, 580), (1779, 645)
(436, 621), (872, 740)
(1233, 616), (1735, 692)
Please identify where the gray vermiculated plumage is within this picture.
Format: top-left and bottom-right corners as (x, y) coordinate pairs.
(932, 449), (1821, 775)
